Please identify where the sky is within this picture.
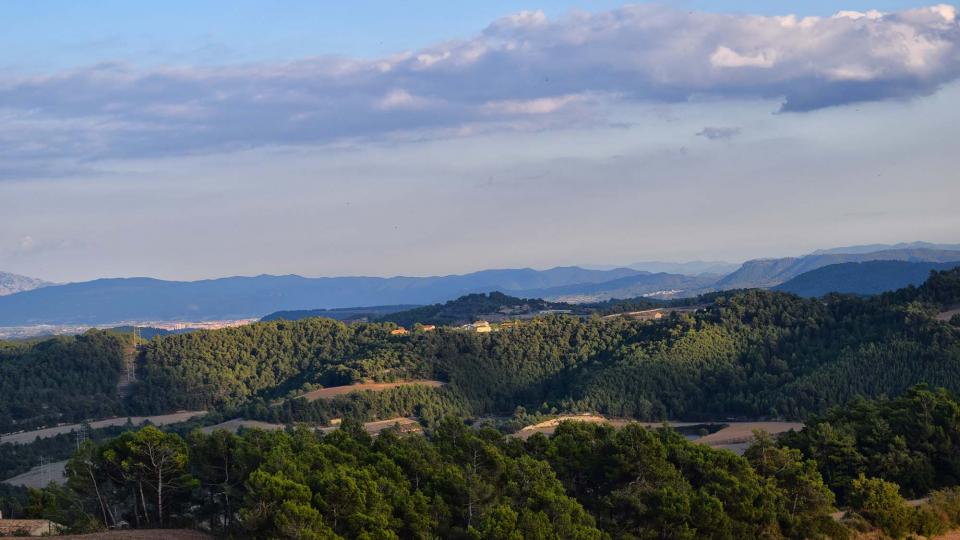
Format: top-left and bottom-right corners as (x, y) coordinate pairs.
(1, 1), (959, 282)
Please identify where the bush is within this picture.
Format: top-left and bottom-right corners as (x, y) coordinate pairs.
(928, 487), (960, 528)
(848, 475), (912, 539)
(911, 504), (948, 538)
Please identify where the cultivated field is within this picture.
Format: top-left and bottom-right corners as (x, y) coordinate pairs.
(295, 380), (446, 402)
(0, 411), (208, 445)
(694, 422), (804, 446)
(512, 415), (702, 440)
(938, 305), (960, 322)
(512, 415), (803, 451)
(202, 416), (422, 437)
(2, 459), (68, 488)
(316, 417), (422, 435)
(199, 418), (286, 434)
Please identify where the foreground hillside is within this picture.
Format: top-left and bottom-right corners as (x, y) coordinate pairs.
(9, 388), (960, 539)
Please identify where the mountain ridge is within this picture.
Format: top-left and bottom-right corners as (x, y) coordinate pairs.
(717, 248), (960, 289)
(0, 271), (51, 297)
(774, 260), (960, 297)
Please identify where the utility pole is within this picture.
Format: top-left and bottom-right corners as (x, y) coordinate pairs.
(76, 424), (88, 450)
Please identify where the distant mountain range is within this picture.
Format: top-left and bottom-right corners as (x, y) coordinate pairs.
(0, 271), (51, 296)
(809, 242), (960, 256)
(2, 242), (959, 326)
(716, 248), (960, 290)
(0, 267), (659, 326)
(587, 261), (739, 276)
(775, 260), (960, 297)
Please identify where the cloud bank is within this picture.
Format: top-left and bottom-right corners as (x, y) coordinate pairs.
(1, 4), (959, 177)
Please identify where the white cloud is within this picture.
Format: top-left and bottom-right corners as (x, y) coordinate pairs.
(483, 94), (589, 115)
(2, 4), (960, 177)
(710, 46), (778, 68)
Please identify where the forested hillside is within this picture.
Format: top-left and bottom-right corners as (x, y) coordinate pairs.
(130, 268), (960, 426)
(0, 332), (128, 432)
(3, 268), (958, 438)
(16, 390), (960, 539)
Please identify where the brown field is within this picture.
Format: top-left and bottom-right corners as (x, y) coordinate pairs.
(2, 460), (68, 488)
(0, 411), (208, 445)
(512, 416), (803, 449)
(512, 415), (702, 440)
(295, 380), (445, 402)
(938, 305), (960, 322)
(694, 422), (804, 446)
(199, 418), (286, 434)
(317, 417), (422, 436)
(55, 531), (212, 539)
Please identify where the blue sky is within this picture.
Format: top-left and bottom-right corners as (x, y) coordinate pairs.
(1, 2), (959, 281)
(1, 1), (943, 71)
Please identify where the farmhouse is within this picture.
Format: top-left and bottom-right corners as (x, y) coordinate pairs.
(390, 327), (409, 335)
(0, 515), (62, 536)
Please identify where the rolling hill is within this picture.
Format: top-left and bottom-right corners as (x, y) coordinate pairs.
(0, 267), (670, 326)
(774, 260), (960, 297)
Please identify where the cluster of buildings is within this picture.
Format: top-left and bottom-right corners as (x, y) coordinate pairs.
(390, 324), (437, 336)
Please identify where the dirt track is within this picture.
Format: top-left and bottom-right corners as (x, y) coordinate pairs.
(0, 411), (208, 445)
(296, 380), (445, 402)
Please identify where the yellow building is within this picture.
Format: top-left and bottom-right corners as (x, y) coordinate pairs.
(473, 320), (493, 333)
